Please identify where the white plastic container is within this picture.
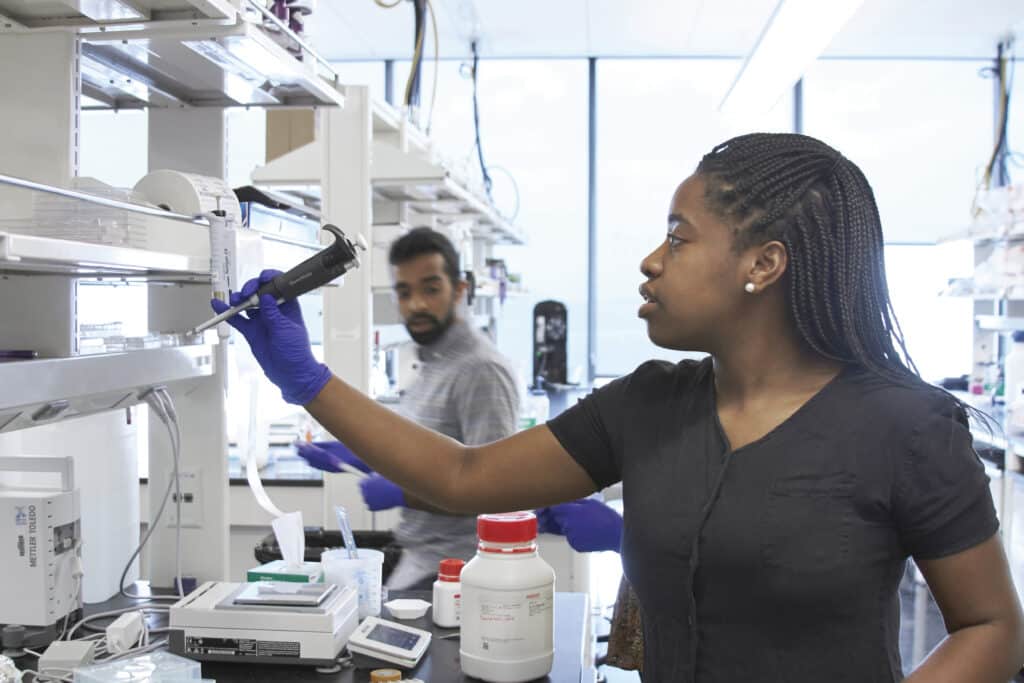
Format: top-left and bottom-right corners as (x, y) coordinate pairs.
(321, 548), (385, 618)
(74, 650), (201, 682)
(460, 512), (555, 682)
(432, 558), (465, 628)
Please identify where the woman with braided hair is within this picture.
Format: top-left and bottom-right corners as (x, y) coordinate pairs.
(216, 132), (1023, 681)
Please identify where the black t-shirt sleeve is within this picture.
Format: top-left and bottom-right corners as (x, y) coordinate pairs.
(546, 372), (635, 490)
(893, 396), (999, 560)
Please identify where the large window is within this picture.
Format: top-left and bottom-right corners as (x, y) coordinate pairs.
(594, 59), (792, 376)
(884, 243), (974, 382)
(803, 60), (993, 380)
(395, 59), (590, 387)
(803, 60), (993, 244)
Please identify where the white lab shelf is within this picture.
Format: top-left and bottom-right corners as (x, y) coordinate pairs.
(0, 343), (216, 432)
(371, 100), (430, 153)
(251, 139), (320, 187)
(80, 18), (343, 109)
(0, 0), (235, 25)
(940, 277), (1024, 301)
(0, 173), (324, 279)
(0, 0), (344, 110)
(0, 230), (207, 278)
(940, 219), (1024, 244)
(251, 100), (525, 247)
(0, 222), (321, 281)
(976, 315), (1024, 332)
(374, 176), (525, 246)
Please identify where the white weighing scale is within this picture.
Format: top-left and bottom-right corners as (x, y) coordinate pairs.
(169, 581), (359, 667)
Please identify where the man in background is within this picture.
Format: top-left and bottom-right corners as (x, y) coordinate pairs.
(298, 227), (520, 590)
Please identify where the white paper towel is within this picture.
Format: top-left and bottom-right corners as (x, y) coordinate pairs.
(245, 436), (285, 518)
(271, 511), (305, 571)
(244, 418), (304, 570)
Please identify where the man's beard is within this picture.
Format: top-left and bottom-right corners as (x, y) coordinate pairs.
(405, 306), (456, 346)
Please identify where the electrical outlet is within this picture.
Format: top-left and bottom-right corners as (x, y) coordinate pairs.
(167, 468), (203, 528)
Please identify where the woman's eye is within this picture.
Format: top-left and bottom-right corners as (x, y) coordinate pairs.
(666, 234), (683, 249)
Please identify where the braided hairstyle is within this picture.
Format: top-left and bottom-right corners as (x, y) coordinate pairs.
(696, 132), (920, 386)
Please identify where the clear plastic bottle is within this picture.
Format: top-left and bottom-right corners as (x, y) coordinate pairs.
(459, 512), (555, 682)
(432, 558), (465, 628)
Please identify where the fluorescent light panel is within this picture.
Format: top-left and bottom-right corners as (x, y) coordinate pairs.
(720, 0), (864, 115)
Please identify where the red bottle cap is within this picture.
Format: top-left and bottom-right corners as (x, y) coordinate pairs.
(476, 511), (538, 545)
(438, 558), (465, 582)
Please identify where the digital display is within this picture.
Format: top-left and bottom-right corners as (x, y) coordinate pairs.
(367, 624), (421, 651)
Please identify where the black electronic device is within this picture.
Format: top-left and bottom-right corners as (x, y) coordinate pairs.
(532, 300), (568, 387)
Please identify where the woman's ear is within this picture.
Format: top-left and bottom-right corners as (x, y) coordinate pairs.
(746, 240), (788, 290)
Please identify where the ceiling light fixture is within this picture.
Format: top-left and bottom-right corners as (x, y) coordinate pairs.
(720, 0), (864, 115)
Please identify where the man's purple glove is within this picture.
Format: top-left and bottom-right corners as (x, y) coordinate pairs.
(359, 474), (405, 511)
(535, 499), (623, 553)
(295, 441), (371, 474)
(211, 270), (331, 405)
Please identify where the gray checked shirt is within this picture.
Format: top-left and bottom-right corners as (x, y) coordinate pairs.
(391, 317), (520, 580)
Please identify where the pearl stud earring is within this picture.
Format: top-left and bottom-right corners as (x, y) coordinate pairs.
(744, 282), (756, 293)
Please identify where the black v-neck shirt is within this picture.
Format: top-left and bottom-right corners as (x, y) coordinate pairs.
(547, 358), (998, 682)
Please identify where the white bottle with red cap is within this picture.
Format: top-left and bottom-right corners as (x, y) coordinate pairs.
(432, 558), (465, 628)
(459, 511), (555, 682)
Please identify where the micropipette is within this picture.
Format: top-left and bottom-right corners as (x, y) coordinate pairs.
(190, 224), (367, 335)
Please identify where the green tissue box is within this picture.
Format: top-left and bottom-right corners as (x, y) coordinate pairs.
(246, 560), (323, 583)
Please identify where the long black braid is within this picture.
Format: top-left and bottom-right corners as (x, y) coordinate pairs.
(696, 132), (923, 388)
(697, 133), (1002, 445)
(696, 133), (997, 434)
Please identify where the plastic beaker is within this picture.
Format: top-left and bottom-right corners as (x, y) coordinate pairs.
(321, 547), (385, 618)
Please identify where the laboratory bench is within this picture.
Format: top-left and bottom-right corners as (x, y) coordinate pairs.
(226, 451), (324, 487)
(39, 587), (596, 683)
(141, 449), (324, 488)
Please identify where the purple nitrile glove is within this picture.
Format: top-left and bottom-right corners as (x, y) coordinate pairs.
(536, 499), (623, 553)
(211, 270), (331, 405)
(359, 474), (406, 511)
(295, 441), (372, 474)
(536, 506), (560, 535)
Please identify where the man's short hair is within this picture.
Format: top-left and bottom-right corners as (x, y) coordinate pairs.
(388, 227), (461, 286)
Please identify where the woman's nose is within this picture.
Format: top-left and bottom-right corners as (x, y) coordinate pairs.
(640, 244), (663, 279)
